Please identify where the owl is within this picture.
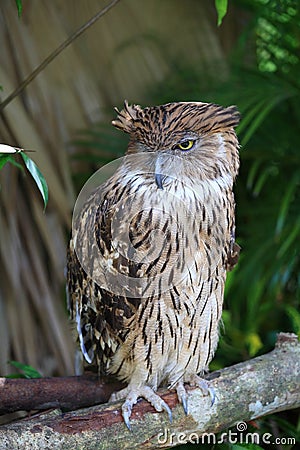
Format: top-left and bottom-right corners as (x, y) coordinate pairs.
(67, 100), (240, 429)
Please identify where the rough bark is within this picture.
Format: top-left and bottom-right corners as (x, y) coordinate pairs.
(0, 375), (124, 414)
(0, 333), (299, 450)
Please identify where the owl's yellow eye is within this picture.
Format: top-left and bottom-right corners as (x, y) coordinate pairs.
(177, 140), (194, 151)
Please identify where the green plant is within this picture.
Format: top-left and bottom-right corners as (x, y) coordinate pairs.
(5, 360), (41, 379)
(215, 0), (229, 26)
(15, 0), (22, 17)
(0, 145), (48, 209)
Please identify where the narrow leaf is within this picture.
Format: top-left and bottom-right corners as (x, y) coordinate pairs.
(21, 152), (48, 209)
(215, 0), (228, 26)
(0, 154), (24, 170)
(252, 166), (278, 196)
(277, 219), (300, 259)
(0, 154), (24, 171)
(15, 0), (22, 17)
(8, 360), (42, 379)
(241, 99), (278, 147)
(275, 174), (300, 235)
(247, 159), (262, 190)
(0, 155), (14, 170)
(5, 373), (26, 379)
(285, 306), (300, 336)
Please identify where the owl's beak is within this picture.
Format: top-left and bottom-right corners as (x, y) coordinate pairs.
(155, 153), (165, 189)
(155, 172), (164, 190)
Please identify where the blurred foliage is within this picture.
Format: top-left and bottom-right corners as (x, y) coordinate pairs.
(70, 0), (299, 447)
(70, 122), (128, 188)
(5, 360), (41, 379)
(15, 0), (22, 17)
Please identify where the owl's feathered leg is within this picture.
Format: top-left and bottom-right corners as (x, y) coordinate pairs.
(110, 385), (172, 430)
(175, 376), (215, 415)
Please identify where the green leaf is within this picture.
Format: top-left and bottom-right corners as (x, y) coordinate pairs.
(241, 98), (278, 147)
(7, 361), (42, 379)
(0, 154), (14, 170)
(0, 153), (24, 171)
(15, 0), (22, 17)
(5, 373), (26, 379)
(275, 174), (300, 235)
(285, 306), (300, 336)
(215, 0), (228, 26)
(277, 218), (300, 258)
(245, 332), (263, 357)
(252, 165), (278, 196)
(21, 152), (48, 209)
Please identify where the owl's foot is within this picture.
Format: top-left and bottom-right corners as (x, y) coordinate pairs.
(188, 374), (216, 406)
(110, 385), (172, 430)
(175, 375), (215, 415)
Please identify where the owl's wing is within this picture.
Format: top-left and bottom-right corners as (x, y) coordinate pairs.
(67, 181), (146, 374)
(225, 197), (241, 272)
(226, 241), (241, 271)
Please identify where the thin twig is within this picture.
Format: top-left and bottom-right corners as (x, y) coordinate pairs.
(0, 0), (121, 112)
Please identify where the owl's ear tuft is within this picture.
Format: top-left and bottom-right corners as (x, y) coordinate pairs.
(112, 100), (143, 133)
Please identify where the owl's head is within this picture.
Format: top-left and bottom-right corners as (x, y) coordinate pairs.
(112, 100), (240, 184)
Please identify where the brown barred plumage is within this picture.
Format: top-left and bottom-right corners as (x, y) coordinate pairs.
(67, 100), (240, 428)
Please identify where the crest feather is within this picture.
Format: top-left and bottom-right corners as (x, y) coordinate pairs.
(112, 100), (142, 133)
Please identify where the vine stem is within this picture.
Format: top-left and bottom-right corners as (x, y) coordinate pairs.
(0, 0), (121, 112)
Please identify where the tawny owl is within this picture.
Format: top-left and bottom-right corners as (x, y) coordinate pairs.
(67, 100), (240, 429)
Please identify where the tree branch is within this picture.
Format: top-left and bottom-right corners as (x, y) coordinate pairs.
(0, 333), (299, 449)
(0, 375), (124, 414)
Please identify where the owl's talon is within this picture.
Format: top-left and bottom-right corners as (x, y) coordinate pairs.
(176, 382), (189, 415)
(184, 375), (216, 407)
(114, 385), (172, 429)
(197, 379), (216, 406)
(121, 392), (137, 431)
(181, 395), (189, 415)
(122, 406), (132, 431)
(140, 386), (173, 423)
(208, 387), (216, 406)
(162, 401), (173, 423)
